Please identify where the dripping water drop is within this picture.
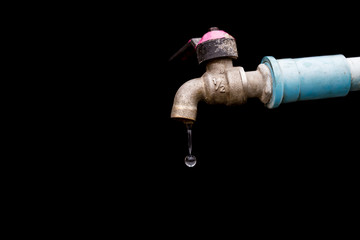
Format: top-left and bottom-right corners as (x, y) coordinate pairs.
(185, 155), (197, 167)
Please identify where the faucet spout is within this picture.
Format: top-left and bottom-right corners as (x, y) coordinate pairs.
(171, 78), (205, 122)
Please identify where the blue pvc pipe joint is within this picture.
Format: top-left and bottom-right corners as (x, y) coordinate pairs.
(261, 55), (352, 108)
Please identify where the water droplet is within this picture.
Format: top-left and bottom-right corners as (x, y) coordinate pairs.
(185, 155), (197, 167)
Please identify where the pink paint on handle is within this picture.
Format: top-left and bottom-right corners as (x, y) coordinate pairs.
(197, 30), (234, 46)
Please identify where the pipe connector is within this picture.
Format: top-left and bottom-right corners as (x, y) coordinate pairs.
(244, 64), (272, 104)
(262, 55), (360, 108)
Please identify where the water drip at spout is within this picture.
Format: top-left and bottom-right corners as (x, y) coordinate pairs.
(184, 123), (197, 167)
(187, 123), (192, 155)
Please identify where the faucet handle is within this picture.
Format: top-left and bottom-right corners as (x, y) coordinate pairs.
(169, 27), (238, 64)
(169, 38), (201, 62)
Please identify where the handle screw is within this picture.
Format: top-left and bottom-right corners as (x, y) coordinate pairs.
(209, 27), (219, 31)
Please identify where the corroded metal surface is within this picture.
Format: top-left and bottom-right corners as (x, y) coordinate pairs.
(169, 27), (238, 64)
(196, 38), (238, 64)
(245, 64), (272, 104)
(171, 58), (272, 122)
(171, 78), (205, 122)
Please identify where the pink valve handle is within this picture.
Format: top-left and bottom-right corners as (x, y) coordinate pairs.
(197, 30), (233, 46)
(169, 27), (237, 64)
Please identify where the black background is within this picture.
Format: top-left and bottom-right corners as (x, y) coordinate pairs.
(9, 2), (358, 236)
(81, 5), (360, 188)
(58, 3), (360, 230)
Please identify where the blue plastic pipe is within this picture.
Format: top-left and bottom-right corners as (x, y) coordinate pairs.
(261, 54), (359, 108)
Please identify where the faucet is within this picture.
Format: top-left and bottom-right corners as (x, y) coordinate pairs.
(170, 27), (360, 123)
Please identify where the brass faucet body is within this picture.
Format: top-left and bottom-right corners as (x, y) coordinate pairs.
(171, 58), (272, 122)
